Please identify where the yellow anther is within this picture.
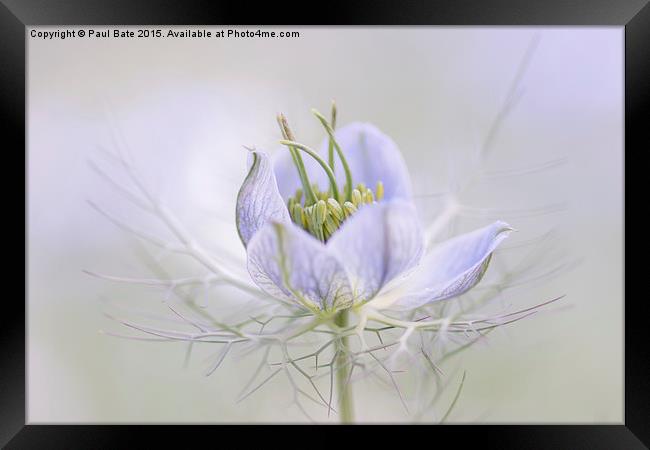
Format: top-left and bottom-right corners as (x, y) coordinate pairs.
(343, 201), (357, 218)
(364, 189), (374, 204)
(300, 208), (309, 229)
(316, 200), (327, 224)
(291, 203), (303, 225)
(285, 169), (386, 239)
(306, 202), (324, 241)
(329, 213), (340, 228)
(324, 215), (338, 237)
(303, 205), (314, 227)
(327, 198), (344, 221)
(351, 189), (362, 206)
(375, 181), (384, 201)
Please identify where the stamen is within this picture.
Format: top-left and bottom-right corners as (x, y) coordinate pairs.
(375, 181), (384, 201)
(323, 216), (338, 239)
(316, 200), (329, 242)
(351, 189), (362, 207)
(286, 181), (382, 241)
(300, 207), (308, 229)
(316, 200), (327, 225)
(304, 204), (315, 231)
(291, 203), (303, 225)
(311, 202), (326, 242)
(342, 201), (357, 218)
(327, 198), (344, 222)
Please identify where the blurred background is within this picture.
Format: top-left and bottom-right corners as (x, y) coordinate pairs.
(27, 27), (623, 423)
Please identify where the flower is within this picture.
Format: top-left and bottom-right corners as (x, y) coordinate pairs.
(236, 109), (513, 316)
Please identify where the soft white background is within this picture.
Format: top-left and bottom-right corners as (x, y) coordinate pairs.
(28, 27), (623, 423)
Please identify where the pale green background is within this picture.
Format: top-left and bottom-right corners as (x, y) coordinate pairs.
(28, 27), (623, 423)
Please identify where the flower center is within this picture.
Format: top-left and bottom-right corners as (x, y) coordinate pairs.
(287, 181), (384, 242)
(277, 103), (386, 242)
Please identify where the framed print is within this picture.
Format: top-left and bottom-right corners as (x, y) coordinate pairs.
(3, 0), (647, 447)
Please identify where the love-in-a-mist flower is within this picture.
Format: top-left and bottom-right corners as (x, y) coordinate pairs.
(236, 106), (513, 317)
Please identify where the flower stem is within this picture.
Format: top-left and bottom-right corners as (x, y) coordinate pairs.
(334, 309), (354, 423)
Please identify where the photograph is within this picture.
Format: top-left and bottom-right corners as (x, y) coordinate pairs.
(26, 26), (623, 425)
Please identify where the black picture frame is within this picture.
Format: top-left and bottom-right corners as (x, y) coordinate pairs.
(3, 1), (646, 448)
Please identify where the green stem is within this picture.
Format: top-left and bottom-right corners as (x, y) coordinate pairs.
(334, 309), (354, 423)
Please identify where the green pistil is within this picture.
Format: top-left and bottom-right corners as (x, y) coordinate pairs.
(287, 181), (383, 242)
(279, 140), (340, 203)
(328, 100), (337, 171)
(277, 114), (318, 206)
(312, 108), (354, 203)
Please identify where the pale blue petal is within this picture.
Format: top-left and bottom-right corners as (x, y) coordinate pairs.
(246, 221), (353, 311)
(383, 221), (513, 311)
(327, 201), (424, 303)
(236, 151), (291, 247)
(320, 123), (413, 201)
(272, 147), (329, 201)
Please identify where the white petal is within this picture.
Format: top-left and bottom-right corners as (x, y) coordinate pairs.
(246, 221), (353, 311)
(320, 123), (413, 201)
(236, 151), (291, 247)
(374, 221), (513, 311)
(327, 201), (424, 303)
